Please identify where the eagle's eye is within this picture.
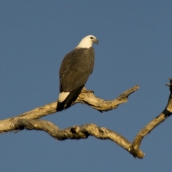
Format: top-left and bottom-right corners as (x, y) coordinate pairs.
(90, 37), (94, 39)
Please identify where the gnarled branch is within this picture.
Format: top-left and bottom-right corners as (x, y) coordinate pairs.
(75, 86), (139, 112)
(12, 119), (144, 158)
(0, 79), (171, 159)
(0, 85), (139, 132)
(131, 78), (172, 154)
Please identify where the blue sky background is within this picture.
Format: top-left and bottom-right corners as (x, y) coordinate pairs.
(0, 1), (172, 171)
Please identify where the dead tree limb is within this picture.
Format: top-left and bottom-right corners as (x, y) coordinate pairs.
(0, 85), (139, 133)
(0, 79), (171, 159)
(75, 86), (139, 112)
(131, 78), (172, 155)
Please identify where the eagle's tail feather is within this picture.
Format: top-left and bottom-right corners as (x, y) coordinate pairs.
(56, 86), (84, 111)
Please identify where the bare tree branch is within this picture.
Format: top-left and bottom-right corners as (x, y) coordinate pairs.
(11, 118), (145, 159)
(75, 86), (139, 112)
(131, 78), (172, 154)
(0, 85), (138, 133)
(0, 79), (171, 159)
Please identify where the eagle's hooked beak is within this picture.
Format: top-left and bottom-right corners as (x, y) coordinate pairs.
(93, 38), (99, 45)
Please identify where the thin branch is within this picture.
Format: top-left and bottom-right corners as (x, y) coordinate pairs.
(131, 78), (172, 155)
(75, 86), (139, 112)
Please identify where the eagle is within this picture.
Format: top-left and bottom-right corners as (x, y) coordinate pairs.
(57, 35), (98, 110)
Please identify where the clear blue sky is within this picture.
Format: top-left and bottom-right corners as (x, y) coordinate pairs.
(0, 1), (172, 171)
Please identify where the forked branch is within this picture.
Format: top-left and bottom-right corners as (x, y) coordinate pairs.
(0, 79), (171, 159)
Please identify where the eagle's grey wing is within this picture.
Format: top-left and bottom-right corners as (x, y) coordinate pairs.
(59, 47), (94, 92)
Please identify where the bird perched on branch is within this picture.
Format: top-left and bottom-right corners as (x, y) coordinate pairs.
(57, 35), (98, 111)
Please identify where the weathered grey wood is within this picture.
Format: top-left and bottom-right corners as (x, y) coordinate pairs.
(0, 79), (171, 159)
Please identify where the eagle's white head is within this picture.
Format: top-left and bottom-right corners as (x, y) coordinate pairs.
(76, 35), (98, 48)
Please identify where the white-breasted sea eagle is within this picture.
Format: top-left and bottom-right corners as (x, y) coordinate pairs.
(57, 35), (98, 110)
